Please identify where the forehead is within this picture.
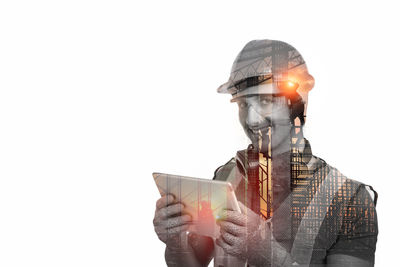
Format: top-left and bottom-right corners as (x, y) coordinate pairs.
(231, 94), (285, 103)
(231, 82), (280, 100)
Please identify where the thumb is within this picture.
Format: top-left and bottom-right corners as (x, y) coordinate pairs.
(238, 201), (248, 213)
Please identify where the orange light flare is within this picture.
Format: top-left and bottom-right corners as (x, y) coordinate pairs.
(196, 201), (216, 234)
(198, 201), (215, 221)
(278, 80), (299, 95)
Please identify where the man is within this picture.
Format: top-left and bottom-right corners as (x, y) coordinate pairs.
(153, 39), (378, 266)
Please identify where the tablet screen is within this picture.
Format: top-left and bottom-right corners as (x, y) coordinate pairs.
(153, 172), (240, 238)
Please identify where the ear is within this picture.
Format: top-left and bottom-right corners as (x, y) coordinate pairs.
(303, 73), (315, 92)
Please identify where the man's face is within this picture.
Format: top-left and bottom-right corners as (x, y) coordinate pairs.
(236, 94), (292, 155)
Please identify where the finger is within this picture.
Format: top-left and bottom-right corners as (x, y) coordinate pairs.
(163, 214), (192, 229)
(156, 224), (190, 243)
(156, 194), (175, 210)
(154, 203), (182, 225)
(217, 237), (246, 258)
(157, 203), (185, 220)
(237, 201), (247, 213)
(216, 237), (232, 253)
(219, 221), (245, 236)
(156, 224), (190, 239)
(165, 224), (190, 235)
(220, 229), (239, 246)
(237, 202), (260, 221)
(219, 210), (246, 226)
(216, 236), (243, 257)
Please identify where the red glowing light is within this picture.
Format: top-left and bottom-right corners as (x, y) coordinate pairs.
(278, 80), (299, 94)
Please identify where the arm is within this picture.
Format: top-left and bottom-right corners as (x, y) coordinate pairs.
(165, 233), (214, 267)
(326, 185), (378, 266)
(216, 202), (296, 266)
(216, 202), (378, 267)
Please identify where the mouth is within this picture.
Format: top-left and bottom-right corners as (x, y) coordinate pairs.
(248, 126), (271, 135)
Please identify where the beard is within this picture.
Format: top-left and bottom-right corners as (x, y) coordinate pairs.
(246, 125), (292, 210)
(246, 125), (291, 156)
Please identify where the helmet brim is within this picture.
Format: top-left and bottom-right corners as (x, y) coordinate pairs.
(217, 81), (232, 94)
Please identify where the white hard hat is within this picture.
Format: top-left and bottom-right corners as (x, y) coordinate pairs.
(217, 39), (314, 100)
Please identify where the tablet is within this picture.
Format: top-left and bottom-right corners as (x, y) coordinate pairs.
(152, 172), (240, 238)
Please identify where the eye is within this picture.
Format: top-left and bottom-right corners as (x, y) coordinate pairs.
(259, 96), (273, 105)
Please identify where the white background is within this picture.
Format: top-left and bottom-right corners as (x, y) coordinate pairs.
(0, 0), (399, 266)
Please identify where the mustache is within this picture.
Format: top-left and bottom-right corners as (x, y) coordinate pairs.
(247, 119), (291, 132)
(247, 126), (271, 153)
(248, 126), (271, 135)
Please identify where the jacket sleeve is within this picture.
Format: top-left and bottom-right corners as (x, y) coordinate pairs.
(327, 184), (378, 263)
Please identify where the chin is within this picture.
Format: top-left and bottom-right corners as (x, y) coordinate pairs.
(246, 132), (289, 153)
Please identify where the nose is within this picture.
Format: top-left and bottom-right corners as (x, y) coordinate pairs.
(246, 105), (269, 127)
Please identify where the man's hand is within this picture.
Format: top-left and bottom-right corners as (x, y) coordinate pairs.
(216, 202), (272, 266)
(153, 194), (192, 249)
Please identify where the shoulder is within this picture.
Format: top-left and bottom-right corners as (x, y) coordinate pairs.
(311, 158), (377, 225)
(314, 160), (378, 263)
(213, 157), (236, 181)
(316, 158), (377, 206)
